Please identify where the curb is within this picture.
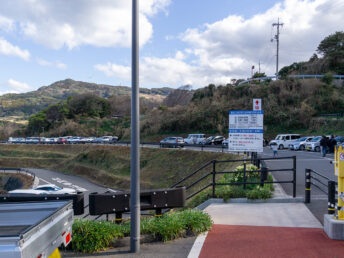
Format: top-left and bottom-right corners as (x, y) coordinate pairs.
(195, 197), (304, 210)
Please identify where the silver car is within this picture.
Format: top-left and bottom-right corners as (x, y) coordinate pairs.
(160, 137), (184, 148)
(288, 136), (313, 151)
(305, 136), (322, 152)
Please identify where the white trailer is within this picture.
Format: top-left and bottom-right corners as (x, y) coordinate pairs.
(0, 200), (74, 258)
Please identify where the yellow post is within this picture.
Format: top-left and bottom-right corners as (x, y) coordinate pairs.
(336, 145), (344, 220)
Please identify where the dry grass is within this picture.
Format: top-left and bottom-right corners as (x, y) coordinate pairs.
(0, 144), (238, 190)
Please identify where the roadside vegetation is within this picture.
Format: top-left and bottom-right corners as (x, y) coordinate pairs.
(71, 209), (212, 253)
(186, 164), (274, 208)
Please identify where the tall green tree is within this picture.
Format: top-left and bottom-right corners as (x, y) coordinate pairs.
(317, 31), (344, 73)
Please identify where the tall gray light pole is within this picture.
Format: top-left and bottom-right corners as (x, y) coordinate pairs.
(272, 18), (283, 77)
(130, 0), (140, 253)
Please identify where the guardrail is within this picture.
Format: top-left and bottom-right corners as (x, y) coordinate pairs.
(88, 187), (186, 223)
(0, 168), (36, 188)
(171, 156), (296, 200)
(304, 168), (336, 214)
(238, 74), (344, 85)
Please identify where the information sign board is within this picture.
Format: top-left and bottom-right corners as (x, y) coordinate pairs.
(228, 110), (264, 152)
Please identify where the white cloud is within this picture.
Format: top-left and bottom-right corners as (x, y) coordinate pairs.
(180, 0), (344, 79)
(0, 15), (14, 32)
(96, 0), (344, 88)
(0, 0), (170, 49)
(7, 79), (32, 92)
(37, 58), (67, 69)
(0, 38), (30, 60)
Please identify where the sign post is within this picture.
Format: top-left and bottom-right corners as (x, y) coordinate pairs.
(253, 98), (262, 111)
(228, 111), (264, 153)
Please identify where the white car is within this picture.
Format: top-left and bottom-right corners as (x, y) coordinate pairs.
(8, 189), (49, 195)
(34, 184), (77, 194)
(184, 134), (206, 145)
(269, 134), (301, 149)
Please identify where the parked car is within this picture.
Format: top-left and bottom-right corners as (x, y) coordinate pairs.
(203, 136), (225, 145)
(269, 134), (301, 149)
(34, 184), (77, 194)
(288, 136), (313, 151)
(8, 189), (49, 195)
(67, 136), (82, 144)
(305, 136), (322, 152)
(97, 136), (119, 144)
(160, 137), (184, 148)
(8, 137), (26, 144)
(222, 138), (229, 147)
(184, 134), (206, 145)
(334, 136), (344, 145)
(25, 137), (40, 144)
(57, 137), (68, 144)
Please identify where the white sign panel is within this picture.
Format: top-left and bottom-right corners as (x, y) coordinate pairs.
(253, 98), (262, 111)
(228, 110), (264, 153)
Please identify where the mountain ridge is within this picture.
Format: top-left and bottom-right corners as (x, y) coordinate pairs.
(0, 79), (173, 117)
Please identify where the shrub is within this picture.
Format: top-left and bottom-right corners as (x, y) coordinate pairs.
(71, 209), (212, 253)
(71, 219), (123, 253)
(246, 187), (272, 200)
(223, 164), (259, 183)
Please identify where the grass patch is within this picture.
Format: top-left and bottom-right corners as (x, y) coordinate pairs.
(0, 144), (237, 190)
(71, 209), (212, 253)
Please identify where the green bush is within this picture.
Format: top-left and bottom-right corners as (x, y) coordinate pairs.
(71, 219), (124, 253)
(224, 164), (259, 183)
(246, 187), (272, 200)
(71, 209), (212, 253)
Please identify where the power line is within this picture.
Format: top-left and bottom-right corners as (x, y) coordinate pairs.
(272, 18), (284, 76)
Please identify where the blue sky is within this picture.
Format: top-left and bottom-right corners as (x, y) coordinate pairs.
(0, 0), (342, 93)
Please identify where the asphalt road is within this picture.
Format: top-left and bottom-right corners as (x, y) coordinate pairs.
(24, 145), (335, 224)
(260, 147), (335, 224)
(28, 168), (118, 219)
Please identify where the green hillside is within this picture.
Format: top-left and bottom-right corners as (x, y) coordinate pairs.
(0, 79), (173, 117)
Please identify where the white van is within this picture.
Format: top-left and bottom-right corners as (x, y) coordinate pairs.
(184, 134), (206, 145)
(269, 134), (301, 149)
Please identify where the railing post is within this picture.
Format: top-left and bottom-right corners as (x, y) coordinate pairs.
(293, 156), (297, 198)
(243, 163), (247, 190)
(305, 168), (311, 203)
(260, 166), (268, 187)
(328, 180), (336, 215)
(212, 160), (216, 198)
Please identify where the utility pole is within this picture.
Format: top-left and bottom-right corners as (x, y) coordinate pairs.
(272, 18), (283, 77)
(258, 60), (261, 74)
(130, 0), (140, 253)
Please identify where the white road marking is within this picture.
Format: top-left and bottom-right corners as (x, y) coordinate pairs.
(51, 177), (87, 192)
(187, 232), (208, 258)
(38, 177), (52, 184)
(107, 188), (117, 193)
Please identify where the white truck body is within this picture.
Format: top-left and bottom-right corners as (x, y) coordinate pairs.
(0, 200), (73, 258)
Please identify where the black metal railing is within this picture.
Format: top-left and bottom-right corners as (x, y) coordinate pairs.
(304, 168), (336, 214)
(171, 156), (296, 200)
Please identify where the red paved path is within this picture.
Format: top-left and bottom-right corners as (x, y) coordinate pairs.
(199, 225), (344, 258)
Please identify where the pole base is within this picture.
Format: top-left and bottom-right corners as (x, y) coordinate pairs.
(324, 214), (344, 240)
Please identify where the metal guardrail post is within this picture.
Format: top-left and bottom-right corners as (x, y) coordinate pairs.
(243, 163), (247, 190)
(260, 166), (268, 187)
(328, 180), (336, 215)
(293, 156), (297, 198)
(212, 160), (216, 198)
(305, 168), (311, 203)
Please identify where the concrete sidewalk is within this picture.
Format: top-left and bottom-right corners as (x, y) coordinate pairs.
(188, 200), (344, 258)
